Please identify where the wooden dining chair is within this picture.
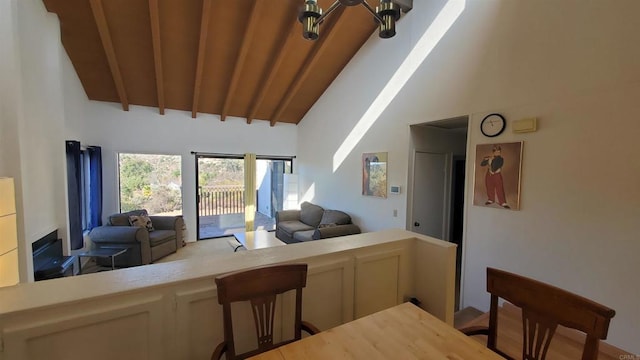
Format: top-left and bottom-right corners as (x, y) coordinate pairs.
(460, 267), (615, 360)
(211, 263), (320, 360)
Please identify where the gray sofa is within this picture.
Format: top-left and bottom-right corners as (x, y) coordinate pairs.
(88, 209), (184, 267)
(275, 202), (361, 244)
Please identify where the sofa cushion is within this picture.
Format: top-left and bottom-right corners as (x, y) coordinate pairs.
(299, 202), (324, 227)
(148, 230), (175, 247)
(129, 214), (155, 232)
(109, 209), (149, 226)
(319, 210), (352, 226)
(293, 230), (315, 242)
(318, 223), (337, 228)
(278, 220), (315, 235)
(313, 224), (361, 240)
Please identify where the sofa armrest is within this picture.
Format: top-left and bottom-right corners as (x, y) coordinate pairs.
(150, 216), (184, 248)
(276, 210), (301, 224)
(312, 224), (361, 240)
(89, 225), (149, 244)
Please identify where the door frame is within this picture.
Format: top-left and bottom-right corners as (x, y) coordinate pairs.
(193, 153), (294, 240)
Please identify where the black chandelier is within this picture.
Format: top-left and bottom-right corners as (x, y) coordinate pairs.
(299, 0), (407, 41)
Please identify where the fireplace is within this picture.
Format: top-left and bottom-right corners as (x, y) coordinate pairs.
(32, 230), (74, 281)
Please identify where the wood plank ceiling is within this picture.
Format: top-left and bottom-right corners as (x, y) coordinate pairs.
(42, 0), (378, 126)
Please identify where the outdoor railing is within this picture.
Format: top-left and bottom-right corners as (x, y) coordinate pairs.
(198, 186), (245, 216)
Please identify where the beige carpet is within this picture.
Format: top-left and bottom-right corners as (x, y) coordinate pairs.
(80, 236), (239, 274)
(156, 236), (239, 263)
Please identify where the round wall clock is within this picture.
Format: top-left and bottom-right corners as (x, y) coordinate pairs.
(480, 113), (506, 137)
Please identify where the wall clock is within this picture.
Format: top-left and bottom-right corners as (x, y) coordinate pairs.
(480, 113), (506, 137)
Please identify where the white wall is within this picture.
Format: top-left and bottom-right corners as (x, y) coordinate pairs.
(0, 0), (71, 282)
(0, 0), (23, 203)
(0, 0), (21, 176)
(70, 102), (297, 241)
(297, 0), (640, 352)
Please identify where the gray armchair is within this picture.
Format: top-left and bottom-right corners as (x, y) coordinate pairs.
(88, 210), (184, 267)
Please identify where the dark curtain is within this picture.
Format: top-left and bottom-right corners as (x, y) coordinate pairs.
(65, 140), (83, 250)
(87, 146), (102, 230)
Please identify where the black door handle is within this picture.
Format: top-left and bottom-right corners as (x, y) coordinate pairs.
(414, 222), (420, 227)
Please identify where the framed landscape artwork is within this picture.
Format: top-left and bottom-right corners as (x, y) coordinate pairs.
(473, 142), (523, 210)
(362, 152), (387, 198)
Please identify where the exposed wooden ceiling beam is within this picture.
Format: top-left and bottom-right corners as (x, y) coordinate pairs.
(269, 7), (346, 126)
(89, 0), (129, 111)
(191, 0), (213, 119)
(219, 1), (262, 122)
(46, 0), (377, 126)
(245, 10), (299, 125)
(148, 0), (165, 115)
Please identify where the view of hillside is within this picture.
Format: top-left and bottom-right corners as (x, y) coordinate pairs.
(119, 154), (182, 214)
(198, 158), (244, 187)
(118, 155), (251, 215)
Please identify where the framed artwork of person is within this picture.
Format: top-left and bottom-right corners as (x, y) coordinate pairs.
(362, 152), (387, 198)
(473, 142), (523, 210)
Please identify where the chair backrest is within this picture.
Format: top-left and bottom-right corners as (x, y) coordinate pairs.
(215, 263), (308, 360)
(484, 268), (615, 360)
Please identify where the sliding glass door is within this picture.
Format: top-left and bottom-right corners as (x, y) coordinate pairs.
(196, 154), (292, 240)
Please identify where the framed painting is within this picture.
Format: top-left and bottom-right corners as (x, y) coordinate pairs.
(362, 152), (387, 198)
(473, 142), (523, 210)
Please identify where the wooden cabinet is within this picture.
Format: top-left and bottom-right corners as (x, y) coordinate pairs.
(0, 177), (19, 287)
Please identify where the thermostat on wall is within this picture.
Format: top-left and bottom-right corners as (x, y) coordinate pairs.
(390, 185), (401, 195)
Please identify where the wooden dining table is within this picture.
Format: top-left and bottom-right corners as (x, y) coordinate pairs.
(249, 302), (503, 359)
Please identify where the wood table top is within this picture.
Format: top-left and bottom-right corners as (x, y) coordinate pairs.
(233, 230), (286, 250)
(249, 302), (503, 360)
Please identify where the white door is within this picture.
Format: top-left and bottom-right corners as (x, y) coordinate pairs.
(411, 152), (449, 240)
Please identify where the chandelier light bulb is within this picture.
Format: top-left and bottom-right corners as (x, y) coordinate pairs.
(299, 0), (323, 40)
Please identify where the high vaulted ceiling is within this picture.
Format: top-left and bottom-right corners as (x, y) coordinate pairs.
(42, 0), (380, 126)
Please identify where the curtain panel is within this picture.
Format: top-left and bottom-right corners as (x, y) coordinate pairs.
(87, 146), (103, 229)
(65, 140), (83, 250)
(244, 153), (256, 231)
(65, 141), (103, 250)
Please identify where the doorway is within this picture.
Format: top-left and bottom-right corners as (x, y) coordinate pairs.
(194, 154), (293, 240)
(411, 152), (449, 239)
(409, 116), (468, 310)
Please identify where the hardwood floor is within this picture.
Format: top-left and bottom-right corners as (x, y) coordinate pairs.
(456, 302), (633, 359)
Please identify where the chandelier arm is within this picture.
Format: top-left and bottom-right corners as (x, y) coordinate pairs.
(361, 1), (385, 23)
(314, 1), (342, 25)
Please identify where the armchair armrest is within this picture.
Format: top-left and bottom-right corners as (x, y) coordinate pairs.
(276, 210), (301, 224)
(149, 215), (184, 248)
(149, 216), (182, 230)
(89, 225), (149, 244)
(312, 224), (361, 240)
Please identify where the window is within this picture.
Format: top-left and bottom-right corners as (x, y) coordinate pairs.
(118, 153), (182, 215)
